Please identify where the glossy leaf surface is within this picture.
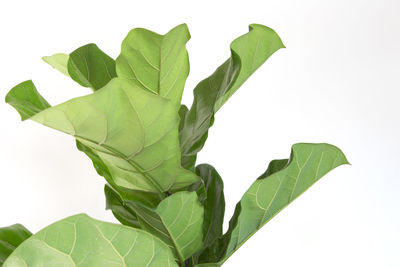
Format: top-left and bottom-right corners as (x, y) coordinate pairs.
(3, 214), (177, 267)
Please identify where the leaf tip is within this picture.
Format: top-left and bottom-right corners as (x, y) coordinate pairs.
(248, 23), (286, 49)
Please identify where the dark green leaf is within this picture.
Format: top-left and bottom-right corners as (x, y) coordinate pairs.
(187, 164), (225, 265)
(180, 24), (285, 169)
(0, 224), (32, 265)
(104, 184), (142, 229)
(195, 164), (225, 251)
(178, 105), (188, 132)
(104, 184), (161, 228)
(67, 43), (117, 90)
(43, 44), (116, 91)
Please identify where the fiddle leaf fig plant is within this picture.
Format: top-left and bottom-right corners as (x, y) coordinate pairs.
(2, 23), (348, 266)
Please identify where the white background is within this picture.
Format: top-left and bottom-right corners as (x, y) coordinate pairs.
(0, 0), (399, 266)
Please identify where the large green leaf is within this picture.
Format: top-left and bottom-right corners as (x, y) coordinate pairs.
(6, 78), (199, 194)
(3, 214), (177, 267)
(179, 24), (285, 169)
(106, 188), (204, 263)
(196, 143), (349, 266)
(43, 44), (116, 91)
(4, 80), (161, 205)
(0, 224), (32, 265)
(116, 24), (190, 112)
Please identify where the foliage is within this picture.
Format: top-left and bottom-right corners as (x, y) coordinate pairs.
(2, 23), (348, 266)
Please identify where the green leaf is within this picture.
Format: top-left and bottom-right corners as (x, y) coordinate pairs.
(6, 78), (199, 194)
(43, 44), (116, 91)
(68, 43), (117, 90)
(198, 143), (349, 266)
(0, 224), (32, 265)
(105, 192), (141, 229)
(116, 23), (190, 112)
(195, 164), (225, 253)
(178, 105), (188, 133)
(104, 184), (161, 229)
(5, 80), (50, 121)
(106, 190), (204, 263)
(77, 142), (162, 208)
(186, 164), (225, 265)
(179, 24), (285, 169)
(3, 214), (177, 267)
(42, 53), (70, 77)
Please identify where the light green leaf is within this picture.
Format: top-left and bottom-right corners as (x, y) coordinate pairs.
(3, 214), (178, 267)
(155, 191), (204, 262)
(116, 24), (190, 111)
(180, 24), (285, 169)
(0, 224), (32, 265)
(5, 80), (50, 121)
(42, 53), (70, 77)
(68, 43), (117, 90)
(106, 190), (204, 263)
(197, 143), (349, 266)
(6, 78), (199, 193)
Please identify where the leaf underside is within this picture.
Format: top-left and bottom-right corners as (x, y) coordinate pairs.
(6, 78), (198, 195)
(29, 78), (198, 193)
(3, 214), (177, 267)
